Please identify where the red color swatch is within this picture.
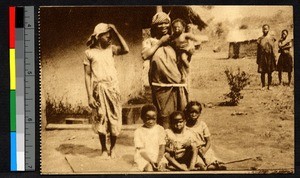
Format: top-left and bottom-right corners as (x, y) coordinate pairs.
(9, 7), (15, 48)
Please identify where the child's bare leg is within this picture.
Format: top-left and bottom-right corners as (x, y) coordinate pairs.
(110, 135), (117, 158)
(180, 53), (190, 83)
(288, 72), (292, 86)
(267, 72), (272, 89)
(188, 145), (198, 170)
(181, 53), (190, 68)
(98, 133), (109, 159)
(165, 153), (188, 171)
(278, 71), (282, 84)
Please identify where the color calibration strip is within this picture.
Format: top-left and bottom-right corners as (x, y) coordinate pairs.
(9, 6), (35, 171)
(10, 6), (25, 171)
(9, 6), (17, 171)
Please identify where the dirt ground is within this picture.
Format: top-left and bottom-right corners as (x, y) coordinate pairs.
(41, 50), (294, 174)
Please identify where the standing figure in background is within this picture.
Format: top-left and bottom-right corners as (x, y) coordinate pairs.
(84, 23), (129, 159)
(256, 24), (276, 90)
(277, 29), (293, 86)
(142, 12), (188, 129)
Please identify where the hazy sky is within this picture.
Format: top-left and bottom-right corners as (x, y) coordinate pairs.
(192, 6), (293, 22)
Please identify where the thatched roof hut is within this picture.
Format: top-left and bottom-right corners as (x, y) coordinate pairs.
(227, 29), (261, 59)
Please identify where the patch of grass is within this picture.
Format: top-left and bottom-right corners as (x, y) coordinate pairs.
(46, 94), (91, 123)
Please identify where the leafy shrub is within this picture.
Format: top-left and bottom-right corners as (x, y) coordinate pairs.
(215, 22), (224, 38)
(223, 68), (250, 106)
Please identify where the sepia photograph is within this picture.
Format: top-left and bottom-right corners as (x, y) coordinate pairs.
(40, 5), (294, 174)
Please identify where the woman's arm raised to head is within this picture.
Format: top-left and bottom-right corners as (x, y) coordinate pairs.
(109, 24), (129, 55)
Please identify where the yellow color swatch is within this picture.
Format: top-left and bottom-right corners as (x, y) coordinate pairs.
(10, 49), (16, 90)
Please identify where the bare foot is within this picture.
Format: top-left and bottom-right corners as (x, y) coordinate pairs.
(195, 163), (207, 171)
(207, 161), (227, 170)
(166, 164), (177, 171)
(158, 163), (168, 172)
(99, 150), (110, 160)
(110, 149), (117, 159)
(189, 167), (198, 171)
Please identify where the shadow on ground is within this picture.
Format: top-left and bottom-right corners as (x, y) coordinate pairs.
(122, 154), (135, 165)
(56, 144), (101, 158)
(117, 131), (134, 147)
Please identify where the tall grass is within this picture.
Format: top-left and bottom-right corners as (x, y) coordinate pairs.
(45, 94), (92, 123)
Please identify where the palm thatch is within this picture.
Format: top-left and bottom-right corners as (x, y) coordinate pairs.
(164, 6), (207, 31)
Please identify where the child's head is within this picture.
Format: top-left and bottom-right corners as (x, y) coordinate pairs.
(281, 29), (288, 39)
(184, 101), (202, 122)
(86, 23), (112, 48)
(97, 31), (112, 48)
(171, 18), (186, 35)
(141, 104), (157, 128)
(262, 24), (270, 36)
(169, 111), (186, 133)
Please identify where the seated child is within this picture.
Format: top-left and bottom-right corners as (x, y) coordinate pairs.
(170, 18), (202, 82)
(134, 104), (167, 171)
(165, 111), (201, 171)
(185, 101), (226, 170)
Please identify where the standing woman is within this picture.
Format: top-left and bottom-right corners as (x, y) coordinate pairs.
(277, 29), (293, 86)
(256, 24), (276, 90)
(84, 23), (129, 159)
(142, 12), (188, 129)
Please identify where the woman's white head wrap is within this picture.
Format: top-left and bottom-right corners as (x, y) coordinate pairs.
(151, 12), (170, 25)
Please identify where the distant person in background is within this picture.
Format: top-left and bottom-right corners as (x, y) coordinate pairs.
(256, 24), (276, 90)
(84, 23), (129, 159)
(277, 29), (293, 86)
